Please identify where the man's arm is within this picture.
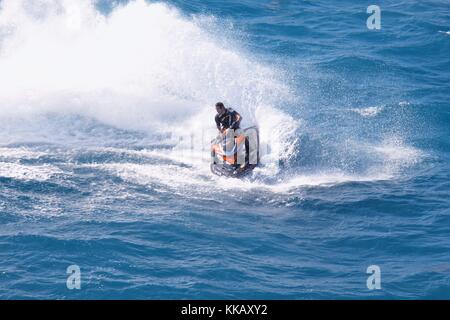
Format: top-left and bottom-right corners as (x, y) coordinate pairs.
(230, 111), (242, 130)
(215, 115), (222, 131)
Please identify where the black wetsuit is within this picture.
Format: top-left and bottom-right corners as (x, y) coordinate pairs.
(215, 108), (241, 131)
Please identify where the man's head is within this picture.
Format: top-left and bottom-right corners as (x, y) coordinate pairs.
(215, 102), (226, 115)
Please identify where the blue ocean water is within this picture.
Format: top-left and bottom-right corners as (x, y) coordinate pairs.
(0, 0), (449, 299)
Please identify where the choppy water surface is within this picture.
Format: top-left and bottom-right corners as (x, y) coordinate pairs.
(0, 0), (449, 298)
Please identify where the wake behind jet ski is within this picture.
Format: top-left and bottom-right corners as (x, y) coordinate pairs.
(210, 102), (259, 178)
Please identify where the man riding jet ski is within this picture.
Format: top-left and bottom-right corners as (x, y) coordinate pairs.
(211, 102), (259, 177)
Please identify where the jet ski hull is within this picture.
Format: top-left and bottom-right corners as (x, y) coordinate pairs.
(210, 127), (259, 178)
(210, 163), (257, 178)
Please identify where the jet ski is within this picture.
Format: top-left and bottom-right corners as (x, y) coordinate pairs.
(210, 126), (259, 178)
